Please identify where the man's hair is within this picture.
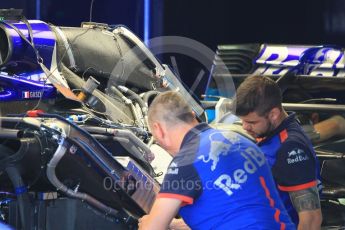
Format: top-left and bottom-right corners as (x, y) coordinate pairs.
(148, 91), (195, 126)
(235, 75), (282, 116)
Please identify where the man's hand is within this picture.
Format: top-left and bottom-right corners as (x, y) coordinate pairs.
(138, 215), (150, 230)
(289, 186), (322, 230)
(169, 218), (191, 230)
(138, 198), (182, 230)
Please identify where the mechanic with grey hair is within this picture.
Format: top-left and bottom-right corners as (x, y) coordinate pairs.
(235, 75), (322, 230)
(138, 91), (295, 230)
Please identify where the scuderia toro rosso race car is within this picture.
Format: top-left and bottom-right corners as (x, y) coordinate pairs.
(1, 8), (345, 229)
(0, 9), (206, 230)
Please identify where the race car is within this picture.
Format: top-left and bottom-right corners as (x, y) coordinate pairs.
(0, 9), (204, 230)
(1, 8), (345, 229)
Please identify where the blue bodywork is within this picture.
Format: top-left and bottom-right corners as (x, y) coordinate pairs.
(0, 20), (56, 101)
(0, 72), (55, 101)
(205, 44), (345, 122)
(253, 44), (345, 76)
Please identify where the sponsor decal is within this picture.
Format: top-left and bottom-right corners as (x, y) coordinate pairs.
(213, 146), (266, 196)
(166, 162), (179, 175)
(198, 131), (240, 171)
(197, 131), (267, 196)
(198, 141), (231, 171)
(22, 91), (43, 99)
(287, 148), (309, 164)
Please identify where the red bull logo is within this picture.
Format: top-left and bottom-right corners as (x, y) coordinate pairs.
(198, 132), (240, 171)
(214, 146), (266, 196)
(287, 148), (309, 164)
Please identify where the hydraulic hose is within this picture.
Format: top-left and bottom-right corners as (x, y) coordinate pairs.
(109, 86), (141, 126)
(46, 138), (119, 216)
(118, 86), (147, 114)
(6, 166), (31, 230)
(0, 129), (22, 139)
(118, 86), (148, 127)
(322, 187), (345, 198)
(82, 126), (154, 163)
(142, 90), (159, 107)
(0, 145), (31, 230)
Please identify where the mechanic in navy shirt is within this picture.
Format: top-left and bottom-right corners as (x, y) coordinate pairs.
(235, 75), (322, 229)
(138, 91), (295, 230)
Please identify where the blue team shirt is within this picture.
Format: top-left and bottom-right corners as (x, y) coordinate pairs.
(257, 113), (321, 225)
(0, 222), (13, 230)
(158, 123), (295, 230)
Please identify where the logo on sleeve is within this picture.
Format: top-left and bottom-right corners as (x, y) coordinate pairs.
(166, 162), (179, 175)
(287, 148), (309, 164)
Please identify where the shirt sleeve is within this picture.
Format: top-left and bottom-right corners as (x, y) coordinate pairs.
(158, 159), (202, 206)
(272, 140), (317, 192)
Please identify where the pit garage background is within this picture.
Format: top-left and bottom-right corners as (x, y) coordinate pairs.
(1, 0), (345, 97)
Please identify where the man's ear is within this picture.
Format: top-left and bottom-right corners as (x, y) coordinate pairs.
(153, 122), (165, 141)
(268, 107), (281, 123)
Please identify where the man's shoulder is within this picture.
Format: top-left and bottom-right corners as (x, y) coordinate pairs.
(276, 136), (315, 165)
(281, 126), (312, 149)
(275, 120), (313, 158)
(278, 137), (310, 153)
(208, 128), (256, 144)
(284, 118), (308, 137)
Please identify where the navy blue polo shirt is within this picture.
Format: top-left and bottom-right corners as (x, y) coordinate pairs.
(158, 123), (295, 230)
(257, 113), (321, 225)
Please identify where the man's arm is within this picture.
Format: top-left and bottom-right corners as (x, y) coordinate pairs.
(169, 218), (191, 230)
(138, 198), (182, 230)
(289, 186), (322, 230)
(314, 115), (345, 143)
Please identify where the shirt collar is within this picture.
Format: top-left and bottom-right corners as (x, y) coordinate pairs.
(259, 112), (296, 143)
(180, 123), (211, 148)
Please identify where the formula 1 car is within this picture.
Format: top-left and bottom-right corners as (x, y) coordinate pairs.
(1, 8), (345, 229)
(208, 43), (345, 228)
(0, 9), (205, 230)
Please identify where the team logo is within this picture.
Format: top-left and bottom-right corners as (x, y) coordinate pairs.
(198, 141), (231, 171)
(197, 131), (267, 197)
(214, 146), (266, 196)
(287, 148), (309, 164)
(198, 131), (240, 171)
(166, 162), (179, 175)
(214, 174), (241, 196)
